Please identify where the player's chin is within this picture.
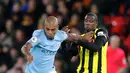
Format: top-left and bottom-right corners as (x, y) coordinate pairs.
(48, 36), (54, 40)
(47, 35), (52, 38)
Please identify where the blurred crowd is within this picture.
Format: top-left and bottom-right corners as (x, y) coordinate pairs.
(0, 0), (130, 73)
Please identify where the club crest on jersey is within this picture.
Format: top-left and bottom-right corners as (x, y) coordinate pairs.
(31, 37), (38, 42)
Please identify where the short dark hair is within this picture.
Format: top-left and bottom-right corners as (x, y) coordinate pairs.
(85, 12), (98, 22)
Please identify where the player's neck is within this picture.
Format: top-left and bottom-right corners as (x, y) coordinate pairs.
(44, 30), (54, 40)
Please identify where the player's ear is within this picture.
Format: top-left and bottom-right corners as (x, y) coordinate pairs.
(55, 24), (59, 29)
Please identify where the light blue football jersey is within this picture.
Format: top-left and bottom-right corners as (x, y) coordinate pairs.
(25, 29), (68, 73)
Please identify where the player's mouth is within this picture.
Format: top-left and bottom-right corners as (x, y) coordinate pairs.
(86, 24), (91, 25)
(48, 35), (54, 38)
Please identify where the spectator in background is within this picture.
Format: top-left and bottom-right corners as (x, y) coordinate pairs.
(11, 2), (22, 29)
(90, 4), (104, 27)
(21, 14), (33, 27)
(11, 2), (22, 19)
(21, 0), (36, 14)
(57, 0), (65, 10)
(15, 67), (24, 73)
(37, 13), (47, 29)
(10, 48), (18, 65)
(72, 1), (83, 15)
(107, 35), (127, 73)
(21, 0), (37, 24)
(68, 13), (80, 29)
(57, 0), (69, 27)
(35, 0), (50, 20)
(0, 63), (8, 73)
(0, 44), (12, 69)
(12, 2), (21, 14)
(7, 57), (25, 73)
(19, 0), (27, 7)
(46, 4), (55, 16)
(5, 19), (15, 38)
(27, 0), (36, 14)
(57, 14), (66, 29)
(13, 29), (26, 56)
(21, 14), (35, 37)
(82, 0), (92, 8)
(0, 32), (13, 47)
(2, 46), (9, 54)
(11, 13), (21, 29)
(57, 1), (68, 21)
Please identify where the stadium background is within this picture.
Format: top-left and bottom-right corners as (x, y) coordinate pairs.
(0, 0), (130, 73)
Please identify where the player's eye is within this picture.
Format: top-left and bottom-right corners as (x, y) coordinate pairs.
(90, 20), (94, 23)
(51, 29), (55, 31)
(46, 28), (50, 31)
(85, 19), (88, 22)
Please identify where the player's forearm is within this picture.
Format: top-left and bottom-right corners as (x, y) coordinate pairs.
(77, 36), (107, 52)
(21, 43), (32, 56)
(66, 33), (82, 41)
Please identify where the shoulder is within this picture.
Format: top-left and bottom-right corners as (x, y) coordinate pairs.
(56, 30), (67, 36)
(96, 28), (108, 35)
(57, 30), (67, 34)
(33, 29), (43, 33)
(56, 30), (68, 40)
(95, 28), (108, 39)
(32, 29), (43, 36)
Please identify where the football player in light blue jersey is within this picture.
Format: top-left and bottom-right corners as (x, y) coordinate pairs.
(21, 16), (78, 73)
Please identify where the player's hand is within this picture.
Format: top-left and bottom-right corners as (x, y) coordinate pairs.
(82, 31), (94, 41)
(69, 33), (80, 41)
(62, 26), (70, 33)
(26, 54), (34, 64)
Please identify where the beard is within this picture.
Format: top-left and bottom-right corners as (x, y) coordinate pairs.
(48, 37), (54, 40)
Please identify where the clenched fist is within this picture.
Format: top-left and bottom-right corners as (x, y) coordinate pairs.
(82, 31), (94, 41)
(62, 26), (70, 33)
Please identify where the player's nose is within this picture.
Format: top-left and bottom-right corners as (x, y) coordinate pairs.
(48, 30), (53, 35)
(86, 22), (92, 25)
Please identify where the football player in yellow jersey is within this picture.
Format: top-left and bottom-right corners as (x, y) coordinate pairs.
(68, 12), (108, 73)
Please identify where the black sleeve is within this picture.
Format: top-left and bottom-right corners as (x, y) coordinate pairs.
(77, 28), (108, 52)
(57, 41), (78, 63)
(69, 43), (79, 56)
(57, 41), (78, 56)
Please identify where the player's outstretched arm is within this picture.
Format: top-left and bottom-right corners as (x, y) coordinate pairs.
(62, 26), (81, 42)
(21, 43), (34, 63)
